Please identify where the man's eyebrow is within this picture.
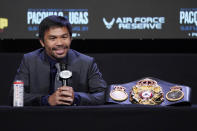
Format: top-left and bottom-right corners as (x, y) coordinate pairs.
(48, 35), (57, 38)
(61, 33), (69, 36)
(47, 33), (69, 38)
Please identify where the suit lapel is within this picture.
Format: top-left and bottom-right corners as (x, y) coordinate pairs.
(67, 49), (80, 90)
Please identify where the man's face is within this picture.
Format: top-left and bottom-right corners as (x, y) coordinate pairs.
(40, 26), (71, 60)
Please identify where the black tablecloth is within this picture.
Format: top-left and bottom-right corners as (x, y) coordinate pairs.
(0, 104), (196, 131)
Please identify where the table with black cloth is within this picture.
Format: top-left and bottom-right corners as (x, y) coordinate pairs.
(0, 104), (196, 131)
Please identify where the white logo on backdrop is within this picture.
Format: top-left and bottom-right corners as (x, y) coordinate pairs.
(103, 18), (115, 29)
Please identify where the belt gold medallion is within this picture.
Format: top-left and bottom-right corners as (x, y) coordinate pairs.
(130, 78), (164, 105)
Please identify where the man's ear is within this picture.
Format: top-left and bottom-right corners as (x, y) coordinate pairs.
(39, 39), (45, 47)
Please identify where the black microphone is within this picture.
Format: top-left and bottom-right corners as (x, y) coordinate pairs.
(60, 62), (67, 86)
(59, 62), (72, 86)
(60, 63), (66, 71)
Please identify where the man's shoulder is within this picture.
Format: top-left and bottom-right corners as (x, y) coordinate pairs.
(70, 49), (93, 62)
(23, 48), (44, 59)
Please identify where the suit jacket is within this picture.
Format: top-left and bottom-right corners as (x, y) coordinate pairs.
(9, 48), (107, 106)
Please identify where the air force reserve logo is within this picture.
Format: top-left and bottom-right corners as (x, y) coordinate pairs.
(103, 18), (115, 29)
(0, 18), (8, 30)
(103, 17), (165, 30)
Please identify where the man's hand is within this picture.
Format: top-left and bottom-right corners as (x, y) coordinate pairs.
(48, 86), (74, 106)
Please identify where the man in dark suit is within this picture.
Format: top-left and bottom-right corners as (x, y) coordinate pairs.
(9, 15), (107, 106)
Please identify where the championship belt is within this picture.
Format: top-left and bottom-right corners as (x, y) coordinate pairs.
(130, 78), (164, 105)
(106, 77), (191, 106)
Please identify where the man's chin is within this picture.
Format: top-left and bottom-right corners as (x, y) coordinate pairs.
(54, 55), (66, 59)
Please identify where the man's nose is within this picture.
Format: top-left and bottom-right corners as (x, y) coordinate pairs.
(56, 38), (63, 45)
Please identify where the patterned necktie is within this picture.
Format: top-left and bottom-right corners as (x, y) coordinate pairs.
(54, 63), (62, 91)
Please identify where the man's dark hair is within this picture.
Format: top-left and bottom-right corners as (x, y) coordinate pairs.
(39, 15), (72, 42)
